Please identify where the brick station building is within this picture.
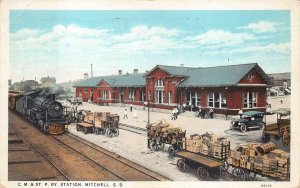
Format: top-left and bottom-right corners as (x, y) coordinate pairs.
(74, 63), (271, 115)
(74, 71), (146, 105)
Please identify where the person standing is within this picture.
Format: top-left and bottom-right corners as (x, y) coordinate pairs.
(238, 108), (243, 119)
(123, 108), (128, 119)
(171, 107), (177, 120)
(197, 106), (202, 118)
(130, 104), (133, 112)
(182, 103), (186, 113)
(209, 108), (214, 119)
(133, 108), (138, 119)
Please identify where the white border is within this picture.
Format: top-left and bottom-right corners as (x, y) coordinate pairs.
(1, 0), (299, 188)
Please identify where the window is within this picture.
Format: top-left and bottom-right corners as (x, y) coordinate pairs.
(84, 88), (87, 93)
(102, 90), (107, 99)
(196, 92), (201, 106)
(208, 93), (214, 107)
(129, 91), (135, 101)
(221, 93), (226, 108)
(168, 91), (172, 104)
(243, 92), (257, 108)
(186, 92), (191, 105)
(148, 91), (151, 100)
(208, 92), (226, 108)
(156, 90), (164, 104)
(155, 79), (164, 87)
(140, 91), (145, 102)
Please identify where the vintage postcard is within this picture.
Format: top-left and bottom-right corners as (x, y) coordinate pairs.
(1, 0), (299, 188)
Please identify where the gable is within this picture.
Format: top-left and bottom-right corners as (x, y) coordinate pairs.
(238, 68), (266, 84)
(146, 67), (171, 78)
(97, 80), (111, 87)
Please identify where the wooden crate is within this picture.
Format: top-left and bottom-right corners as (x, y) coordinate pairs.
(240, 161), (247, 168)
(241, 155), (249, 162)
(246, 162), (254, 171)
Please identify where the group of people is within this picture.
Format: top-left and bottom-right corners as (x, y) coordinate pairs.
(123, 104), (138, 119)
(171, 105), (214, 120)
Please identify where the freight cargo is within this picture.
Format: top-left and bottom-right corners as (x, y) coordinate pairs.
(228, 142), (290, 180)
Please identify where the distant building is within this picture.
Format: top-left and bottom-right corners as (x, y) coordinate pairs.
(41, 76), (56, 88)
(12, 80), (39, 91)
(268, 72), (291, 96)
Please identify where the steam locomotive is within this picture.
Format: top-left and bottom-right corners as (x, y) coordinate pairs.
(9, 89), (67, 134)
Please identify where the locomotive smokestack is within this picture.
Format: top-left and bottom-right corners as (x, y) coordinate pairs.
(91, 64), (93, 78)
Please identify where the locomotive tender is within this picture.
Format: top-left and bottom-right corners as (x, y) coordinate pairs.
(9, 89), (67, 134)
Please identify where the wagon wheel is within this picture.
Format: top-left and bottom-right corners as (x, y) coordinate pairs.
(258, 123), (265, 130)
(76, 124), (80, 131)
(240, 124), (247, 133)
(168, 146), (176, 158)
(157, 142), (165, 150)
(107, 129), (113, 138)
(246, 171), (256, 181)
(197, 166), (210, 181)
(149, 140), (157, 151)
(114, 129), (119, 136)
(232, 167), (246, 181)
(282, 131), (290, 146)
(211, 167), (221, 179)
(220, 160), (229, 172)
(95, 128), (99, 135)
(177, 159), (186, 172)
(84, 127), (88, 134)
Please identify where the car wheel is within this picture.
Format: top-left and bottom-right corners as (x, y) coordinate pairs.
(240, 124), (247, 133)
(258, 123), (265, 130)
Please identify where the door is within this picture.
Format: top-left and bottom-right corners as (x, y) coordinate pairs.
(120, 92), (124, 103)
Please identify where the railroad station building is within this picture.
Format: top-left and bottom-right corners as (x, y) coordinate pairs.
(74, 63), (271, 115)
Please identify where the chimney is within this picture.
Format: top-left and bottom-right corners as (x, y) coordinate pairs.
(91, 64), (93, 78)
(118, 70), (122, 75)
(133, 69), (138, 74)
(180, 64), (184, 67)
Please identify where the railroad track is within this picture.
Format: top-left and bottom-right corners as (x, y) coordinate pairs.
(8, 124), (71, 181)
(52, 133), (169, 181)
(9, 111), (168, 181)
(118, 123), (147, 135)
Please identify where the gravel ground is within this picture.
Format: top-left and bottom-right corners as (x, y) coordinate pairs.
(64, 95), (290, 181)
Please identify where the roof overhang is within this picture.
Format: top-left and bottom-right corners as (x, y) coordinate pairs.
(236, 84), (267, 87)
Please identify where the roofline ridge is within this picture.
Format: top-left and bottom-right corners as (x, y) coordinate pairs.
(189, 63), (258, 70)
(158, 64), (195, 68)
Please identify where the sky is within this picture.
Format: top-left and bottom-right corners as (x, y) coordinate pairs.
(9, 10), (290, 83)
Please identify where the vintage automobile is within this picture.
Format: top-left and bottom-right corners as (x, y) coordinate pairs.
(230, 111), (265, 133)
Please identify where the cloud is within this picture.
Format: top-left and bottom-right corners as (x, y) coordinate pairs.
(186, 29), (258, 50)
(238, 21), (282, 33)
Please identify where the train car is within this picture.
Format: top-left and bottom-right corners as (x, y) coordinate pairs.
(8, 91), (24, 110)
(9, 89), (67, 135)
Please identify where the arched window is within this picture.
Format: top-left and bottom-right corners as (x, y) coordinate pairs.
(155, 79), (164, 87)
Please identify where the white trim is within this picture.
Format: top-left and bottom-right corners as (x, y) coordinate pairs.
(237, 84), (267, 86)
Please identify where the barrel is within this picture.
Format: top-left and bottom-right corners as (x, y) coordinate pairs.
(256, 142), (276, 154)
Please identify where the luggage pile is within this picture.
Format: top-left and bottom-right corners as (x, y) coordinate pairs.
(228, 142), (290, 180)
(184, 132), (230, 160)
(147, 120), (185, 145)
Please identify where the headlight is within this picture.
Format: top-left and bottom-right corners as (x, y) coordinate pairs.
(238, 122), (241, 125)
(55, 106), (60, 110)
